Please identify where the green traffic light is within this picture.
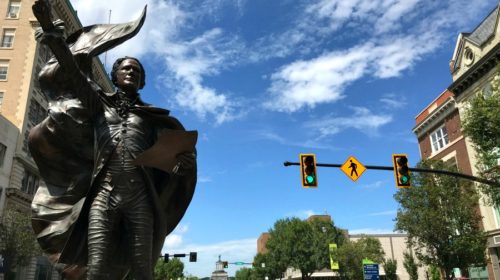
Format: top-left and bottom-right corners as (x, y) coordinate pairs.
(306, 175), (315, 184)
(400, 175), (410, 184)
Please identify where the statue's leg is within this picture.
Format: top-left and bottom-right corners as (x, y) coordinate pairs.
(87, 183), (120, 279)
(123, 179), (154, 280)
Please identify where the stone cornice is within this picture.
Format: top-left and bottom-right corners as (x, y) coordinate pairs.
(449, 43), (500, 97)
(5, 187), (33, 206)
(413, 97), (456, 137)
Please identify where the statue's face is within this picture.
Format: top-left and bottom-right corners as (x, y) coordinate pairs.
(115, 59), (142, 92)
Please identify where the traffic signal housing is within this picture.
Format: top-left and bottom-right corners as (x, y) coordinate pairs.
(189, 252), (197, 262)
(392, 154), (411, 188)
(300, 153), (318, 188)
(223, 261), (229, 268)
(164, 253), (169, 263)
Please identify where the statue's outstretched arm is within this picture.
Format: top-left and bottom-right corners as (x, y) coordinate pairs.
(32, 0), (78, 75)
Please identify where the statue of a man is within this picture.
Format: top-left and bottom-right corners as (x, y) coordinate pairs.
(29, 1), (197, 279)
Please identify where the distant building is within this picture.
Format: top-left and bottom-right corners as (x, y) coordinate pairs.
(211, 256), (229, 280)
(0, 0), (112, 278)
(257, 232), (270, 254)
(413, 2), (500, 279)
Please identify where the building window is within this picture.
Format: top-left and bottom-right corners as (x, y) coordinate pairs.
(430, 126), (449, 153)
(21, 169), (39, 195)
(1, 29), (15, 48)
(0, 143), (6, 168)
(0, 60), (8, 80)
(6, 1), (21, 19)
(464, 47), (475, 66)
(28, 98), (46, 125)
(0, 91), (3, 109)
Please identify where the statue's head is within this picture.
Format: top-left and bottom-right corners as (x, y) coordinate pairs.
(111, 56), (146, 91)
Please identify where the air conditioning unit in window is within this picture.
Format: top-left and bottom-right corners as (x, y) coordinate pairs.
(8, 12), (17, 18)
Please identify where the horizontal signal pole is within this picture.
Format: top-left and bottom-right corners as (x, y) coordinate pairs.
(283, 161), (499, 187)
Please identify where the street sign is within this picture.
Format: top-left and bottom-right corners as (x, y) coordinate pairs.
(329, 243), (339, 270)
(363, 263), (379, 280)
(340, 156), (366, 181)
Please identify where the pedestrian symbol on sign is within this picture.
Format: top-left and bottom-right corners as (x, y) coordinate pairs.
(340, 156), (366, 181)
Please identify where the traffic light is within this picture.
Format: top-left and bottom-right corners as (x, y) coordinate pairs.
(223, 261), (228, 268)
(189, 252), (197, 262)
(392, 154), (411, 188)
(164, 253), (169, 263)
(300, 153), (318, 188)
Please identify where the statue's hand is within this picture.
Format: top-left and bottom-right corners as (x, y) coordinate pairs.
(172, 152), (196, 176)
(33, 0), (50, 23)
(33, 0), (56, 32)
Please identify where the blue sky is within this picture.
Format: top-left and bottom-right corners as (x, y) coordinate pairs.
(70, 0), (498, 277)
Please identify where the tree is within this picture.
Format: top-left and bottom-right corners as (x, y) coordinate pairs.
(154, 257), (184, 280)
(0, 208), (41, 280)
(403, 251), (419, 280)
(428, 265), (441, 280)
(309, 219), (347, 272)
(334, 236), (385, 280)
(384, 258), (398, 280)
(265, 217), (345, 280)
(394, 160), (487, 279)
(235, 267), (255, 280)
(253, 253), (282, 280)
(462, 72), (500, 205)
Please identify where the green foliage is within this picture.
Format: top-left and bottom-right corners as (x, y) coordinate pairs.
(253, 253), (281, 280)
(394, 159), (487, 279)
(383, 259), (398, 280)
(333, 236), (385, 280)
(462, 75), (500, 205)
(0, 208), (41, 278)
(265, 217), (345, 280)
(428, 265), (441, 280)
(402, 251), (419, 280)
(154, 257), (184, 280)
(235, 267), (256, 280)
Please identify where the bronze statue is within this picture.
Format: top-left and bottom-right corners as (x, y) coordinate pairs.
(29, 1), (197, 279)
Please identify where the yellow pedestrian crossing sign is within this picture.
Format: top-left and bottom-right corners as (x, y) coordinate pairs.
(341, 156), (366, 181)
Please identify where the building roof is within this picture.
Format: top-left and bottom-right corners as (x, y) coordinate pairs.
(450, 4), (500, 74)
(466, 5), (499, 46)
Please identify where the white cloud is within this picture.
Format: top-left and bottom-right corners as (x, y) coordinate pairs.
(263, 34), (438, 113)
(367, 210), (397, 217)
(305, 0), (422, 34)
(288, 210), (317, 219)
(160, 223), (256, 277)
(71, 0), (243, 125)
(198, 176), (213, 183)
(380, 94), (407, 109)
(163, 238), (257, 277)
(360, 180), (386, 189)
(264, 45), (370, 112)
(164, 224), (190, 248)
(262, 0), (492, 113)
(305, 107), (392, 138)
(253, 130), (339, 150)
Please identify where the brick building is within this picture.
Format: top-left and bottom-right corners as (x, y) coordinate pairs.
(413, 3), (500, 279)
